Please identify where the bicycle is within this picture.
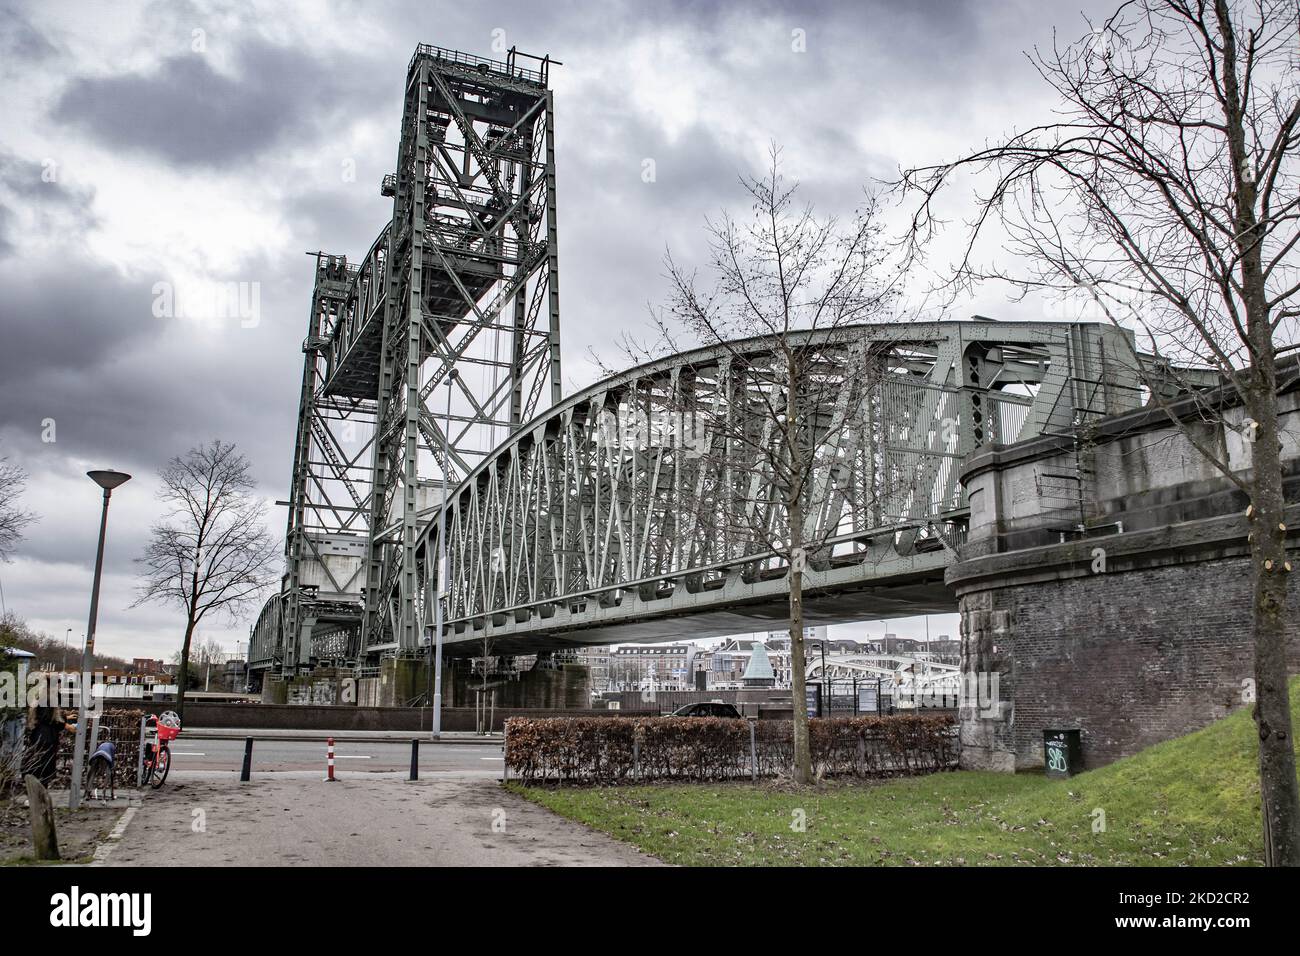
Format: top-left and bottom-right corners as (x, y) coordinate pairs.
(141, 711), (181, 789)
(85, 740), (117, 801)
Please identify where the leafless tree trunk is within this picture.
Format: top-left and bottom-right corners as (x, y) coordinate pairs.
(134, 440), (277, 719)
(617, 145), (908, 784)
(900, 0), (1299, 863)
(477, 633), (496, 729)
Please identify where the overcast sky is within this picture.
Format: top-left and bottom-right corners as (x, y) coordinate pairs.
(0, 0), (1120, 660)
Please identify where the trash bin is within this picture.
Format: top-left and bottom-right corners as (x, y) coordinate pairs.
(1043, 729), (1082, 778)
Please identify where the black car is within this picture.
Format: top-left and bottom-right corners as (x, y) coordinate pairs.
(669, 701), (743, 719)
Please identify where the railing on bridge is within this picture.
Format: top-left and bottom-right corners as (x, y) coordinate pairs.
(407, 44), (553, 86)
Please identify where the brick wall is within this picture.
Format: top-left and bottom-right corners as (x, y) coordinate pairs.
(952, 366), (1300, 772)
(962, 553), (1300, 770)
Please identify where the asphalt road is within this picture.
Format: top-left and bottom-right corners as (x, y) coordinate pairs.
(166, 738), (503, 774)
(96, 770), (662, 867)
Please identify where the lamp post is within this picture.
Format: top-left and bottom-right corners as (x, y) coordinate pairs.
(69, 469), (130, 810)
(431, 369), (458, 739)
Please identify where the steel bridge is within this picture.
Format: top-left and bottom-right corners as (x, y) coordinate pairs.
(249, 43), (1148, 676)
(808, 653), (963, 703)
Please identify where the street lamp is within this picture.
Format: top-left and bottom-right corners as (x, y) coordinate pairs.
(69, 469), (130, 809)
(431, 369), (458, 739)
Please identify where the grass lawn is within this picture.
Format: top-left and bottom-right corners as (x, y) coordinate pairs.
(507, 678), (1300, 866)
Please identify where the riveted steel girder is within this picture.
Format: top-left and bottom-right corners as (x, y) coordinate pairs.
(424, 320), (1140, 656)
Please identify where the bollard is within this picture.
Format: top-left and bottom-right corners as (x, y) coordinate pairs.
(135, 716), (147, 788)
(324, 737), (336, 782)
(409, 738), (419, 781)
(748, 718), (758, 781)
(240, 737), (253, 782)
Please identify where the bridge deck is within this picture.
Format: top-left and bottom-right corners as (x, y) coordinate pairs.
(324, 253), (502, 400)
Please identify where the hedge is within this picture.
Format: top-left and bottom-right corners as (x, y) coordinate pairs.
(504, 714), (957, 784)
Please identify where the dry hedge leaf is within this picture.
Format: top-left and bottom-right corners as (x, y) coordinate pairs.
(504, 714), (956, 784)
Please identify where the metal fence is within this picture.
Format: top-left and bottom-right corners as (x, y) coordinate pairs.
(818, 680), (959, 715)
(49, 708), (149, 791)
(597, 683), (959, 717)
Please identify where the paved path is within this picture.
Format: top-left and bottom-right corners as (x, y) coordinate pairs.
(98, 772), (662, 867)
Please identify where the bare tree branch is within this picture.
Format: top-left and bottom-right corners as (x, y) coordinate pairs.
(609, 146), (918, 785)
(0, 453), (37, 562)
(898, 0), (1300, 865)
(133, 440), (277, 717)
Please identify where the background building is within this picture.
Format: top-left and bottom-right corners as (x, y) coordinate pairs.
(608, 644), (694, 691)
(574, 645), (611, 694)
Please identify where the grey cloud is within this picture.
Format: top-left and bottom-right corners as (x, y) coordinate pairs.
(0, 3), (56, 63)
(283, 184), (393, 264)
(0, 241), (307, 501)
(0, 255), (155, 377)
(50, 37), (382, 167)
(0, 152), (98, 245)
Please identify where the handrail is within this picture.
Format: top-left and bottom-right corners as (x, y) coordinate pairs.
(408, 43), (549, 86)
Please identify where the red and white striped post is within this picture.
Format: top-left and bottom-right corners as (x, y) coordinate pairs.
(324, 737), (336, 782)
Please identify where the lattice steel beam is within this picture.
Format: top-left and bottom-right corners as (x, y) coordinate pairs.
(250, 252), (377, 673)
(425, 320), (1141, 655)
(346, 46), (562, 658)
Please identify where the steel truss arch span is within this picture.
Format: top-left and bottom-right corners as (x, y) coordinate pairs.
(426, 319), (1140, 656)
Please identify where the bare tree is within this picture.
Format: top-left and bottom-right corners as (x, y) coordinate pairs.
(618, 147), (909, 784)
(468, 632), (497, 732)
(478, 632), (495, 720)
(135, 441), (277, 718)
(900, 0), (1299, 863)
(172, 637), (227, 691)
(1, 614), (131, 673)
(0, 453), (36, 561)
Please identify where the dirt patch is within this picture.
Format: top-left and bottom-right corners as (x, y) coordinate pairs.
(0, 796), (121, 865)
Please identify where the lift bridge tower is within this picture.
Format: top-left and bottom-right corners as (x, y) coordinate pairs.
(261, 45), (562, 677)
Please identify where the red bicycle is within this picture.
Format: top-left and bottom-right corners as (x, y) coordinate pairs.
(142, 711), (181, 789)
